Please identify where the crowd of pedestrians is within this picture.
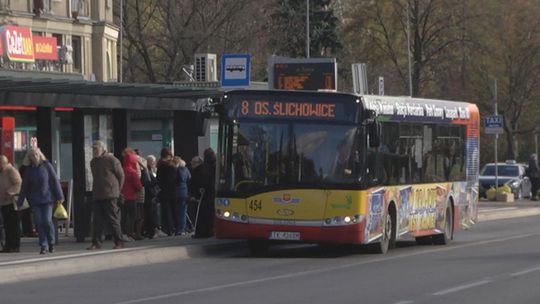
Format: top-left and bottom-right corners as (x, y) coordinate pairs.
(0, 141), (217, 254)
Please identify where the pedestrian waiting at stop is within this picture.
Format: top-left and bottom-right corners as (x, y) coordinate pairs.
(17, 148), (64, 254)
(18, 154), (36, 238)
(189, 156), (212, 238)
(174, 156), (191, 236)
(528, 153), (540, 201)
(0, 155), (22, 253)
(121, 149), (143, 241)
(156, 147), (178, 236)
(87, 141), (125, 250)
(143, 155), (160, 238)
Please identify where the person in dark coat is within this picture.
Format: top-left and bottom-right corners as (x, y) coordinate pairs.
(143, 155), (159, 238)
(528, 153), (540, 200)
(18, 155), (34, 237)
(203, 148), (217, 235)
(17, 148), (64, 254)
(175, 157), (191, 235)
(156, 148), (177, 235)
(189, 156), (212, 238)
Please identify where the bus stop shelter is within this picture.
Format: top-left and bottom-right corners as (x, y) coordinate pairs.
(0, 75), (223, 241)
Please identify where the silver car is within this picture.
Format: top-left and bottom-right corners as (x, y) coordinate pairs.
(479, 161), (532, 199)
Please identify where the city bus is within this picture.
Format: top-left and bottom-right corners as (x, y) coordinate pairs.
(214, 90), (479, 255)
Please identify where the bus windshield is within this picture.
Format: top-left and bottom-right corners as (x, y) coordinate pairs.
(219, 121), (360, 193)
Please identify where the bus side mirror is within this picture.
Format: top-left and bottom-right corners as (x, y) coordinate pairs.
(364, 109), (377, 122)
(368, 121), (380, 148)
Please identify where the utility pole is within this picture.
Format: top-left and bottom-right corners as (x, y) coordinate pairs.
(534, 125), (540, 160)
(119, 0), (123, 83)
(406, 2), (413, 97)
(306, 0), (310, 58)
(492, 79), (499, 195)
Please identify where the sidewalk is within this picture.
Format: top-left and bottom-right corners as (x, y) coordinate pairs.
(478, 198), (540, 221)
(0, 234), (244, 284)
(1, 200), (540, 284)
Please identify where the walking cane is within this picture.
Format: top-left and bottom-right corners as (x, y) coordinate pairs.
(193, 188), (205, 234)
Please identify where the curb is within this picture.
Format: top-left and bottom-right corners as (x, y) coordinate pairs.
(0, 240), (245, 284)
(478, 207), (540, 222)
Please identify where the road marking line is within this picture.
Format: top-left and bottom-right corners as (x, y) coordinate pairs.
(392, 301), (414, 304)
(480, 207), (517, 212)
(432, 279), (492, 296)
(510, 265), (540, 277)
(111, 232), (540, 304)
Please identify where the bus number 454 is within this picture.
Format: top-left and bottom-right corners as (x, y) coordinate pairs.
(249, 199), (262, 211)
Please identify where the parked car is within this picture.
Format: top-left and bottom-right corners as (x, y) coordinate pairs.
(479, 160), (531, 199)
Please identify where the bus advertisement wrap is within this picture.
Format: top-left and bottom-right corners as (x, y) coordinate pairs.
(216, 90), (479, 255)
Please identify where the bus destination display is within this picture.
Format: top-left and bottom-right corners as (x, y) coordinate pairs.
(226, 98), (356, 122)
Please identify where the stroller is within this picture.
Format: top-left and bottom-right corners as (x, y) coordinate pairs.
(186, 188), (205, 234)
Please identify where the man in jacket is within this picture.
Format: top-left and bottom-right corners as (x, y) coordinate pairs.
(87, 141), (125, 250)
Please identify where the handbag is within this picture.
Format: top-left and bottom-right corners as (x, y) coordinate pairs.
(53, 201), (68, 220)
(13, 195), (30, 211)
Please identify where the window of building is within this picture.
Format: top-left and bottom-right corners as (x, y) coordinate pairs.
(71, 35), (82, 73)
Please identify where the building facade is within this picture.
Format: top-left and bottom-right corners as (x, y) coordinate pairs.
(0, 0), (118, 82)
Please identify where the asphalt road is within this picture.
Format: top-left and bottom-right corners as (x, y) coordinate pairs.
(4, 216), (540, 304)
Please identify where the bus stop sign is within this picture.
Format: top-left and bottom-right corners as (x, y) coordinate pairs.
(483, 115), (504, 134)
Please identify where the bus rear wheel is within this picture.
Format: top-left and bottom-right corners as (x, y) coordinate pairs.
(248, 240), (270, 256)
(433, 206), (453, 245)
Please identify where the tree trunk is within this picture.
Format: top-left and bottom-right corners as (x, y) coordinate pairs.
(506, 129), (516, 161)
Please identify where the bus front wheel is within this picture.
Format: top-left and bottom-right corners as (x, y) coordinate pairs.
(374, 206), (396, 254)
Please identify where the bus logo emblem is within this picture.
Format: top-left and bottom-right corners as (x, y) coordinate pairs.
(273, 194), (300, 204)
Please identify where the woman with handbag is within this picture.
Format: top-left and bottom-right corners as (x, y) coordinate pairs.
(17, 148), (64, 254)
(0, 155), (22, 253)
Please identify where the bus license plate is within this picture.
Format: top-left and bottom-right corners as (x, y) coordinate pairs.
(269, 231), (301, 241)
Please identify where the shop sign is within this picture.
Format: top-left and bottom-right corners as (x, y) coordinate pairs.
(33, 36), (58, 60)
(2, 26), (35, 62)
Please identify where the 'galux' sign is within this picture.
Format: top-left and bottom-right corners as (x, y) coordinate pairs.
(3, 26), (34, 62)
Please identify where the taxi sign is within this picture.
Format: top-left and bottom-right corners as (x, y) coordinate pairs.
(483, 115), (503, 134)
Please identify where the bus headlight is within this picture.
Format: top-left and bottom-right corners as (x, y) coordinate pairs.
(323, 215), (363, 226)
(223, 211), (231, 218)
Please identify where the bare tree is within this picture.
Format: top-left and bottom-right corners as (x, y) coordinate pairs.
(343, 0), (468, 97)
(472, 0), (540, 160)
(120, 0), (262, 83)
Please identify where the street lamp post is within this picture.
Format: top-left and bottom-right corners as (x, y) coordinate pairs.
(119, 0), (123, 83)
(406, 2), (413, 97)
(306, 0), (310, 58)
(535, 126), (539, 159)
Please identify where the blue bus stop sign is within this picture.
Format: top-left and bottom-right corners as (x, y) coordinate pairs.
(221, 54), (250, 87)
